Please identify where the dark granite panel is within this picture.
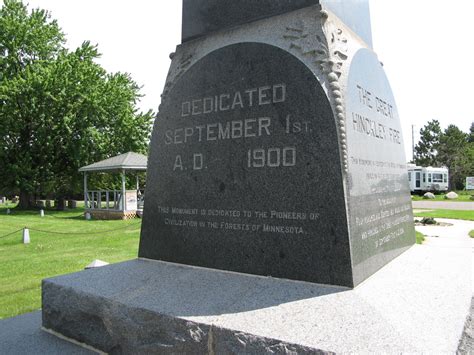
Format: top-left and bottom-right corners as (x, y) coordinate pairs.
(182, 0), (319, 42)
(140, 42), (353, 287)
(344, 48), (415, 285)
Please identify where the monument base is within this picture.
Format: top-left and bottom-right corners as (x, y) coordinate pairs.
(42, 239), (471, 354)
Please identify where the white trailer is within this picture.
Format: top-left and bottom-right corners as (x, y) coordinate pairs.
(407, 164), (449, 194)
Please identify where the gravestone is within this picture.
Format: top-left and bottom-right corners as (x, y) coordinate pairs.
(139, 0), (415, 287)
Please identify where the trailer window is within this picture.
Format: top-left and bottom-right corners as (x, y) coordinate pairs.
(443, 174), (447, 183)
(423, 173), (425, 183)
(433, 173), (443, 183)
(408, 173), (411, 182)
(428, 174), (432, 183)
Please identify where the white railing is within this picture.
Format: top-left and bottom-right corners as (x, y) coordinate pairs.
(85, 190), (123, 210)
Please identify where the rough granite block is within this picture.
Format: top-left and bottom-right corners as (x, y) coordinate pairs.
(42, 241), (472, 354)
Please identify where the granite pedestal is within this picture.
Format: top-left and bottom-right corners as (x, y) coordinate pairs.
(37, 1), (425, 353)
(41, 223), (473, 354)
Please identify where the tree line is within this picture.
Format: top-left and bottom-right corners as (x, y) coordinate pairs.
(414, 120), (474, 190)
(0, 0), (153, 208)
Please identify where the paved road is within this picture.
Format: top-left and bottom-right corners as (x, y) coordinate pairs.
(412, 201), (474, 210)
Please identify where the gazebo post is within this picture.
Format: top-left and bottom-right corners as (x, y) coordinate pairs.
(136, 174), (139, 192)
(121, 169), (126, 212)
(84, 172), (88, 209)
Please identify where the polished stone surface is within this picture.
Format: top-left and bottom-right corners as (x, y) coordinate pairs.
(345, 48), (415, 285)
(140, 42), (352, 286)
(42, 220), (473, 354)
(182, 0), (318, 42)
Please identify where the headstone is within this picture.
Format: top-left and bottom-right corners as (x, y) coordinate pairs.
(0, 197), (4, 204)
(23, 228), (30, 244)
(140, 1), (415, 287)
(40, 209), (44, 217)
(85, 212), (91, 220)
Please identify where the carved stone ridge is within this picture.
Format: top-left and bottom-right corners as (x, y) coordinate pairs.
(284, 10), (349, 173)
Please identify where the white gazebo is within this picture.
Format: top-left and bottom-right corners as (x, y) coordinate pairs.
(79, 152), (147, 220)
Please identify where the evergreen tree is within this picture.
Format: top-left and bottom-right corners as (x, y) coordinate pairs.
(414, 120), (442, 167)
(437, 125), (469, 190)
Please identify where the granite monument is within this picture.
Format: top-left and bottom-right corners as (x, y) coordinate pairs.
(139, 0), (415, 287)
(41, 2), (420, 352)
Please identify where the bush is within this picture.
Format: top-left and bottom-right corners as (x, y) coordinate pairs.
(420, 217), (437, 225)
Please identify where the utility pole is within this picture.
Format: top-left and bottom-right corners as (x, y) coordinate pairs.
(411, 124), (415, 162)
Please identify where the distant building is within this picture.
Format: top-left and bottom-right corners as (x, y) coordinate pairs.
(407, 164), (449, 193)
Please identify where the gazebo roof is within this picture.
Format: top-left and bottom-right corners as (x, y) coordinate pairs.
(79, 152), (148, 173)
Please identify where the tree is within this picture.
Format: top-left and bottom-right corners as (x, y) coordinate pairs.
(437, 125), (470, 189)
(469, 121), (474, 143)
(449, 143), (474, 190)
(414, 120), (442, 167)
(0, 0), (153, 208)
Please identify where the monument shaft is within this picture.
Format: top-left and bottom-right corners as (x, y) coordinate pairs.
(140, 2), (415, 287)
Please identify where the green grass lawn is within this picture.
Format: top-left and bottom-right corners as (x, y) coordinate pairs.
(411, 193), (473, 202)
(0, 202), (140, 319)
(413, 209), (474, 221)
(416, 231), (425, 244)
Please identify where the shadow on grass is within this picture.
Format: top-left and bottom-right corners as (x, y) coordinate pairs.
(2, 206), (85, 220)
